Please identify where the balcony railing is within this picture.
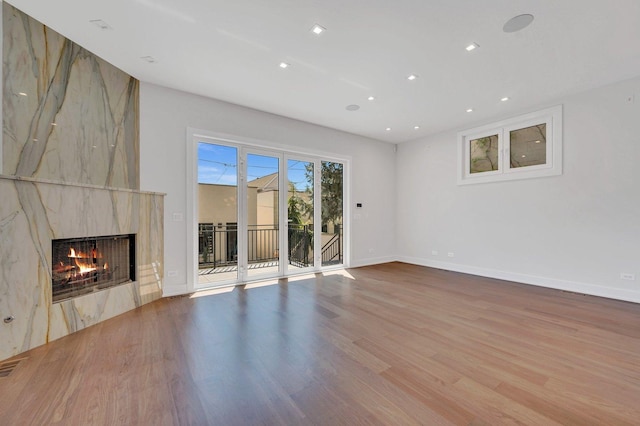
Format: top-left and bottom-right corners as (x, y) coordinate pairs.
(321, 233), (341, 265)
(199, 223), (278, 269)
(247, 225), (279, 264)
(288, 224), (313, 268)
(198, 223), (339, 272)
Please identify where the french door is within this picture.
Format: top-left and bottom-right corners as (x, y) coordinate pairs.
(194, 139), (344, 289)
(243, 149), (282, 281)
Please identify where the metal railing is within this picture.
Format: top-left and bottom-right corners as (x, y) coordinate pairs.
(321, 233), (342, 265)
(199, 223), (340, 271)
(247, 225), (279, 264)
(199, 223), (279, 269)
(288, 224), (313, 268)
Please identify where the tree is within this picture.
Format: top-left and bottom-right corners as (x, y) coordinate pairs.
(287, 182), (305, 225)
(287, 182), (313, 265)
(305, 161), (343, 225)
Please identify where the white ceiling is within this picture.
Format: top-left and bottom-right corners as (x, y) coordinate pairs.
(7, 0), (640, 143)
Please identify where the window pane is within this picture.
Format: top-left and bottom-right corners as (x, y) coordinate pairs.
(247, 154), (280, 278)
(510, 124), (546, 168)
(321, 161), (343, 266)
(197, 142), (238, 285)
(469, 135), (499, 174)
(288, 159), (314, 270)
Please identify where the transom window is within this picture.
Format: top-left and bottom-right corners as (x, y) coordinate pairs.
(458, 105), (562, 185)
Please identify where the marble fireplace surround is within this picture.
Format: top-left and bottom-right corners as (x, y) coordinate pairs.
(0, 175), (164, 361)
(0, 3), (165, 362)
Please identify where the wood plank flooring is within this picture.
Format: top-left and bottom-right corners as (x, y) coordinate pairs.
(1, 262), (640, 425)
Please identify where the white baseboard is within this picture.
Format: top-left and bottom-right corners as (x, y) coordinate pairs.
(396, 256), (640, 304)
(349, 256), (398, 269)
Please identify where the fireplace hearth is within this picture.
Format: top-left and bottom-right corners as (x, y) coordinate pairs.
(51, 234), (136, 302)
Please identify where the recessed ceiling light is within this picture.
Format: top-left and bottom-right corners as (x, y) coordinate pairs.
(465, 43), (479, 51)
(407, 74), (418, 81)
(466, 108), (473, 113)
(386, 127), (392, 131)
(51, 122), (57, 126)
(90, 19), (112, 31)
(501, 97), (510, 102)
(279, 62), (289, 69)
(140, 56), (157, 63)
(32, 138), (38, 142)
(367, 96), (375, 101)
(414, 126), (420, 130)
(503, 14), (534, 33)
(18, 92), (27, 96)
(521, 155), (526, 158)
(535, 140), (541, 144)
(345, 104), (360, 111)
(310, 24), (325, 35)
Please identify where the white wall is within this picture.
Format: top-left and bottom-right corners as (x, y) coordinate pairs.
(140, 83), (396, 295)
(397, 76), (640, 303)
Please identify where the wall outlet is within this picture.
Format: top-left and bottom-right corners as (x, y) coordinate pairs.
(431, 250), (438, 256)
(620, 273), (636, 281)
(172, 213), (184, 222)
(167, 270), (178, 278)
(368, 248), (375, 254)
(447, 252), (455, 258)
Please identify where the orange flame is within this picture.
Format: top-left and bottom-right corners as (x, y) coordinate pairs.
(64, 246), (107, 274)
(74, 259), (97, 274)
(68, 246), (103, 259)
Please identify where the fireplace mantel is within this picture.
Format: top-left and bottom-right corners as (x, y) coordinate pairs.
(0, 175), (164, 361)
(0, 174), (164, 196)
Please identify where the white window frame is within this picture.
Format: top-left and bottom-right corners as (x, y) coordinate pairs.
(457, 105), (562, 185)
(186, 127), (350, 293)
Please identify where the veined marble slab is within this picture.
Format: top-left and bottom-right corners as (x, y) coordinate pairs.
(0, 175), (163, 361)
(2, 3), (139, 189)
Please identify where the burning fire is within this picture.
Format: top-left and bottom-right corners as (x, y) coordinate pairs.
(74, 259), (97, 274)
(67, 247), (102, 259)
(52, 240), (119, 298)
(65, 246), (105, 274)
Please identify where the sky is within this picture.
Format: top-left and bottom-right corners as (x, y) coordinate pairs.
(198, 142), (312, 191)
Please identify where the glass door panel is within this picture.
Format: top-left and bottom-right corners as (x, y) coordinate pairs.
(246, 153), (280, 278)
(197, 142), (239, 286)
(193, 137), (347, 289)
(287, 159), (314, 272)
(321, 161), (344, 266)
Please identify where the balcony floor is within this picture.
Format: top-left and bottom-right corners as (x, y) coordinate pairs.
(198, 261), (310, 286)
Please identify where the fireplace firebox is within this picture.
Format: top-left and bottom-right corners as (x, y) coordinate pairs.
(51, 234), (136, 303)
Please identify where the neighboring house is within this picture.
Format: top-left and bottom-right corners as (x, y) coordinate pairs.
(197, 172), (341, 268)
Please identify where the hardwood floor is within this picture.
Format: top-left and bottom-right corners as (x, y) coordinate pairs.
(2, 262), (640, 425)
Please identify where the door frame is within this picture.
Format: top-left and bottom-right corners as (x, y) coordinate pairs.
(187, 128), (350, 293)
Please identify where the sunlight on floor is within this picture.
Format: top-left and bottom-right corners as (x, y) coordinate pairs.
(323, 269), (355, 280)
(189, 286), (235, 298)
(285, 273), (318, 283)
(242, 279), (280, 289)
(191, 269), (351, 298)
